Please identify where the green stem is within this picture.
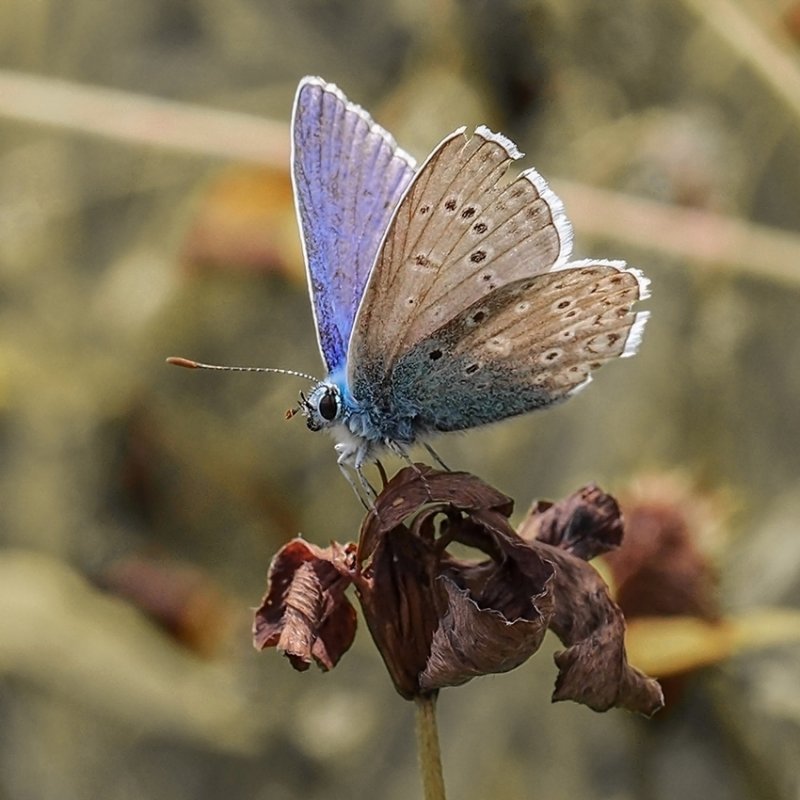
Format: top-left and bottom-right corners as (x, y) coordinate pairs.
(415, 693), (447, 800)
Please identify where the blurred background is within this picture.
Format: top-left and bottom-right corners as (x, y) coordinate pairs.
(2, 0), (800, 798)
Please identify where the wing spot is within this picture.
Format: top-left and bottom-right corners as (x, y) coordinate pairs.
(429, 349), (443, 361)
(407, 297), (415, 306)
(472, 310), (487, 324)
(471, 250), (487, 263)
(487, 336), (511, 355)
(544, 350), (561, 362)
(557, 300), (570, 309)
(473, 221), (488, 234)
(565, 310), (577, 318)
(444, 198), (457, 211)
(414, 254), (429, 267)
(481, 272), (493, 281)
(465, 363), (480, 375)
(419, 204), (431, 215)
(461, 206), (477, 219)
(516, 301), (530, 313)
(586, 333), (621, 353)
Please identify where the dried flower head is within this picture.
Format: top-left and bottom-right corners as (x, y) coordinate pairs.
(253, 466), (663, 716)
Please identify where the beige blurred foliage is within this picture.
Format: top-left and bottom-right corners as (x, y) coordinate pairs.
(0, 550), (261, 750)
(1, 0), (800, 798)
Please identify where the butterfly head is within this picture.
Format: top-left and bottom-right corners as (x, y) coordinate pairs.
(301, 381), (344, 432)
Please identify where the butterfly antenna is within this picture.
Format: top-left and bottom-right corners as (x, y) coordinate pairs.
(166, 356), (319, 384)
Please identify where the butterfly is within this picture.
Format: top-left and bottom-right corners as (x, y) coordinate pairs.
(170, 76), (649, 498)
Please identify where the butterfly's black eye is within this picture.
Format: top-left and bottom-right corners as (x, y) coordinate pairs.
(318, 389), (339, 421)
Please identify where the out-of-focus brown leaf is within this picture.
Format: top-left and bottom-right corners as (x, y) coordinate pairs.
(599, 474), (730, 708)
(181, 165), (302, 279)
(625, 610), (800, 677)
(100, 555), (236, 657)
(604, 478), (721, 621)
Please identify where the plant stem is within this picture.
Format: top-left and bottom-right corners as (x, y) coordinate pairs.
(415, 693), (447, 800)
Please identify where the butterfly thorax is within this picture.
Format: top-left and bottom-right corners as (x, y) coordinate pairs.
(301, 369), (428, 467)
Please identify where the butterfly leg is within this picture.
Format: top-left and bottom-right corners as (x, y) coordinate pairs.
(387, 440), (416, 469)
(387, 441), (435, 499)
(423, 442), (450, 471)
(355, 467), (378, 502)
(337, 462), (372, 510)
(335, 443), (376, 509)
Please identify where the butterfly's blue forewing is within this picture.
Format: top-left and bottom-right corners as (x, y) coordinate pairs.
(291, 78), (416, 375)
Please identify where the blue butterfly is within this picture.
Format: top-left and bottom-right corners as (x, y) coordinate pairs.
(292, 77), (648, 485)
(171, 77), (649, 497)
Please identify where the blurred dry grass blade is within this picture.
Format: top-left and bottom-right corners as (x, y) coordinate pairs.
(1, 69), (799, 288)
(557, 180), (800, 287)
(0, 69), (289, 166)
(679, 0), (800, 124)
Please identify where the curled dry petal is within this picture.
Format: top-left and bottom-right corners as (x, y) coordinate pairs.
(541, 545), (664, 715)
(357, 466), (663, 715)
(517, 484), (624, 560)
(252, 539), (357, 671)
(356, 468), (527, 698)
(357, 464), (513, 562)
(419, 571), (554, 691)
(355, 526), (442, 698)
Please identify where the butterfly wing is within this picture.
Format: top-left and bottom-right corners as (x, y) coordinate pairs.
(345, 125), (648, 434)
(292, 77), (416, 374)
(383, 262), (649, 432)
(347, 126), (574, 388)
